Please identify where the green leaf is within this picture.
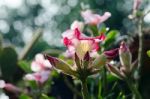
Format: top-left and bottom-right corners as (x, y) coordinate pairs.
(0, 46), (18, 81)
(147, 50), (150, 57)
(88, 25), (99, 36)
(19, 94), (32, 99)
(103, 30), (119, 48)
(98, 25), (107, 34)
(18, 60), (32, 73)
(107, 74), (119, 83)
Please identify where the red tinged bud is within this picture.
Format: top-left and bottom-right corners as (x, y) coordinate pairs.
(104, 48), (118, 59)
(119, 41), (129, 53)
(44, 54), (57, 67)
(45, 54), (77, 77)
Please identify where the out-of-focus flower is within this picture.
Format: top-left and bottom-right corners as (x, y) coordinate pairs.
(0, 80), (21, 93)
(81, 10), (111, 25)
(133, 0), (142, 11)
(62, 28), (105, 58)
(31, 54), (52, 72)
(24, 70), (50, 84)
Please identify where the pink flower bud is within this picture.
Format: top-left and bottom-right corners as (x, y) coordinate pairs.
(104, 48), (118, 59)
(133, 0), (142, 11)
(4, 83), (21, 93)
(44, 55), (57, 67)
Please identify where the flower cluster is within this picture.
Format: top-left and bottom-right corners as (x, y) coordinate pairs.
(62, 9), (111, 58)
(45, 9), (118, 80)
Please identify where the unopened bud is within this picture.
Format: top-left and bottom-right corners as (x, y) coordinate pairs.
(119, 41), (132, 71)
(104, 48), (118, 59)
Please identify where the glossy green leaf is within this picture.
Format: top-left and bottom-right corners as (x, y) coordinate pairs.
(103, 30), (119, 48)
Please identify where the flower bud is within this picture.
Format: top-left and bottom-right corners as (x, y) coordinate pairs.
(5, 83), (21, 93)
(119, 41), (132, 71)
(104, 48), (118, 59)
(106, 64), (125, 79)
(45, 54), (77, 77)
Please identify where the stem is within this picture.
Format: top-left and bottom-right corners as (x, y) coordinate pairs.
(98, 79), (102, 99)
(126, 80), (142, 99)
(137, 18), (143, 75)
(81, 79), (89, 99)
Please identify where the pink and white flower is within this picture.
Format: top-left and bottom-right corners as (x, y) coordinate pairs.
(81, 10), (111, 25)
(24, 70), (50, 84)
(62, 28), (105, 58)
(31, 54), (52, 72)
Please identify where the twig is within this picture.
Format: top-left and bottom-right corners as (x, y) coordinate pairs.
(18, 29), (43, 60)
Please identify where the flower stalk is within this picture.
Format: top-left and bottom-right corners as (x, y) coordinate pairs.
(126, 79), (142, 99)
(137, 18), (143, 79)
(81, 79), (89, 99)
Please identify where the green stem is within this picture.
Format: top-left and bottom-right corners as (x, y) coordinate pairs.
(126, 80), (142, 99)
(137, 18), (143, 77)
(81, 79), (89, 99)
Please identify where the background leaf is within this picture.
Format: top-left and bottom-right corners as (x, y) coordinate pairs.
(0, 46), (18, 81)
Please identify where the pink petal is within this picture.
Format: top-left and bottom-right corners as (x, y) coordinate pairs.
(63, 37), (72, 47)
